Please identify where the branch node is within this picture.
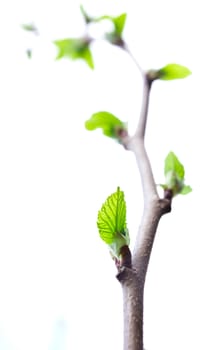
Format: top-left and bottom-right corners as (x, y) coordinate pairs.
(120, 245), (132, 268)
(158, 198), (172, 215)
(116, 266), (136, 283)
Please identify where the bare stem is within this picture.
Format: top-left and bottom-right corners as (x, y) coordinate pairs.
(118, 43), (171, 350)
(127, 138), (158, 201)
(122, 43), (152, 138)
(122, 43), (144, 75)
(134, 77), (151, 139)
(117, 268), (144, 350)
(120, 137), (170, 349)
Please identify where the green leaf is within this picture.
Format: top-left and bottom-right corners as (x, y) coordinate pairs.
(54, 38), (94, 69)
(94, 12), (126, 41)
(85, 111), (126, 138)
(80, 46), (94, 69)
(80, 4), (93, 23)
(158, 64), (191, 80)
(165, 170), (184, 195)
(94, 14), (110, 22)
(163, 152), (192, 197)
(180, 185), (192, 195)
(165, 152), (184, 180)
(21, 23), (38, 33)
(112, 13), (127, 35)
(94, 13), (126, 34)
(97, 187), (129, 258)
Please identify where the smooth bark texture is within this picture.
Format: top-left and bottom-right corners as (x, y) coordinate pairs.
(118, 269), (144, 350)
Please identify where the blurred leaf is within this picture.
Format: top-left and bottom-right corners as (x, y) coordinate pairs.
(105, 32), (118, 45)
(85, 111), (126, 138)
(94, 13), (126, 34)
(180, 185), (192, 195)
(80, 47), (94, 69)
(158, 63), (191, 80)
(22, 23), (38, 33)
(165, 152), (184, 180)
(80, 4), (93, 23)
(54, 38), (94, 69)
(94, 12), (127, 45)
(112, 13), (127, 35)
(105, 31), (123, 46)
(26, 49), (32, 59)
(97, 187), (129, 258)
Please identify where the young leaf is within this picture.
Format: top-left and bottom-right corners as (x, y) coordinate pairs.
(165, 152), (184, 180)
(158, 63), (191, 80)
(80, 4), (93, 24)
(180, 185), (192, 195)
(79, 47), (94, 69)
(93, 13), (127, 45)
(22, 23), (38, 34)
(163, 152), (192, 197)
(165, 170), (184, 195)
(97, 187), (129, 258)
(85, 111), (126, 139)
(112, 13), (127, 36)
(26, 49), (32, 59)
(94, 13), (127, 35)
(54, 38), (94, 69)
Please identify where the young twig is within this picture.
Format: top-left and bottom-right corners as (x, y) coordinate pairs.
(118, 42), (171, 350)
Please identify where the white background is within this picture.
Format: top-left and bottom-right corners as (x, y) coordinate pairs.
(0, 1), (219, 349)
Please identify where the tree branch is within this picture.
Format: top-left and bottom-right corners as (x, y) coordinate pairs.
(122, 43), (144, 75)
(122, 44), (152, 139)
(127, 137), (158, 201)
(134, 76), (152, 139)
(117, 268), (144, 350)
(118, 45), (171, 350)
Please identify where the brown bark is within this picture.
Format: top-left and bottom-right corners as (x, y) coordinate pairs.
(117, 199), (170, 350)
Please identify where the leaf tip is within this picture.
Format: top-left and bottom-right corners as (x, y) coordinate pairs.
(158, 63), (192, 80)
